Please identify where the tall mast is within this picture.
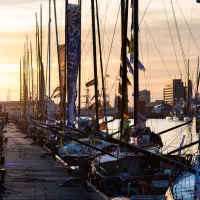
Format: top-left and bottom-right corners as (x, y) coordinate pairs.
(65, 0), (68, 125)
(53, 0), (63, 121)
(91, 0), (99, 131)
(40, 4), (43, 68)
(133, 0), (139, 126)
(26, 35), (29, 120)
(187, 59), (190, 111)
(120, 0), (129, 140)
(196, 57), (200, 104)
(78, 0), (82, 119)
(35, 13), (38, 103)
(48, 0), (51, 119)
(95, 0), (108, 133)
(20, 59), (22, 115)
(40, 4), (44, 120)
(30, 41), (34, 115)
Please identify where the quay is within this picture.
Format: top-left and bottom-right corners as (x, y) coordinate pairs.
(0, 122), (107, 200)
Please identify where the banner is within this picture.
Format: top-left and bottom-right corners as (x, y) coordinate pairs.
(58, 44), (65, 102)
(67, 4), (81, 126)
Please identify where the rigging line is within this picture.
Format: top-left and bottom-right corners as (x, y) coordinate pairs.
(81, 42), (93, 74)
(139, 0), (152, 26)
(108, 74), (119, 97)
(139, 32), (148, 90)
(103, 28), (120, 60)
(162, 124), (189, 153)
(175, 0), (200, 54)
(102, 0), (112, 65)
(139, 11), (172, 80)
(104, 3), (120, 76)
(81, 26), (92, 52)
(81, 0), (114, 80)
(170, 0), (188, 75)
(187, 5), (193, 60)
(145, 13), (151, 96)
(162, 0), (181, 79)
(81, 0), (109, 53)
(51, 0), (64, 64)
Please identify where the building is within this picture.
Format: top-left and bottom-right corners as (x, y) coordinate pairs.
(139, 89), (150, 106)
(163, 79), (192, 106)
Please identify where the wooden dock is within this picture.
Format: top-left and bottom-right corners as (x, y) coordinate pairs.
(1, 123), (107, 200)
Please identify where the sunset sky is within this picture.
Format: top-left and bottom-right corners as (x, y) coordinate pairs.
(0, 0), (200, 107)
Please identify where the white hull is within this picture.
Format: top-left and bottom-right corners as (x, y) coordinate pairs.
(166, 116), (173, 121)
(184, 117), (191, 122)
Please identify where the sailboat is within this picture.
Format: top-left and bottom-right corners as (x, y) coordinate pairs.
(89, 0), (195, 199)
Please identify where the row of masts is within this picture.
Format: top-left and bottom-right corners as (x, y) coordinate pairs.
(19, 0), (141, 142)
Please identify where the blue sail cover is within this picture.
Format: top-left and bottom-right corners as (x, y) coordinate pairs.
(67, 4), (81, 126)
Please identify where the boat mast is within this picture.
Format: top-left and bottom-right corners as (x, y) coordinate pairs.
(78, 0), (82, 119)
(133, 0), (139, 126)
(195, 57), (200, 105)
(20, 59), (22, 115)
(48, 0), (51, 119)
(91, 0), (99, 131)
(35, 13), (38, 107)
(187, 59), (190, 112)
(53, 0), (63, 123)
(30, 41), (34, 115)
(95, 0), (108, 133)
(120, 0), (129, 140)
(65, 0), (68, 126)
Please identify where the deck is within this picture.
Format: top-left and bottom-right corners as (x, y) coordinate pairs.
(1, 122), (107, 200)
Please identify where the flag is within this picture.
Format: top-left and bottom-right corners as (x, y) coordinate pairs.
(58, 44), (65, 98)
(86, 79), (95, 87)
(127, 77), (131, 86)
(126, 57), (134, 76)
(138, 60), (146, 72)
(67, 4), (81, 126)
(130, 53), (146, 72)
(99, 121), (107, 131)
(126, 56), (131, 67)
(128, 34), (133, 53)
(53, 93), (60, 98)
(124, 113), (129, 119)
(126, 37), (130, 48)
(129, 64), (134, 75)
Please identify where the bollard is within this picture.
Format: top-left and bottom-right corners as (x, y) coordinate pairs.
(0, 169), (6, 182)
(0, 156), (5, 165)
(78, 156), (87, 191)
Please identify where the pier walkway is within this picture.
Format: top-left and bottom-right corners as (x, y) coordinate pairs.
(1, 123), (106, 200)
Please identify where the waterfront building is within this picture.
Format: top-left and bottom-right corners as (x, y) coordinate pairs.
(139, 89), (150, 106)
(163, 79), (192, 107)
